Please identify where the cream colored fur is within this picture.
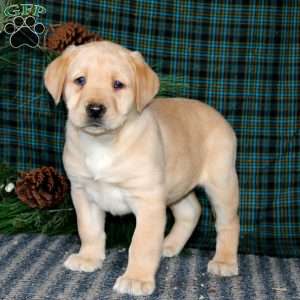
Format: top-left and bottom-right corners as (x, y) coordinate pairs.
(44, 41), (240, 296)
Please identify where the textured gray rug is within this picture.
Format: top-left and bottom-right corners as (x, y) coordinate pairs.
(0, 234), (300, 300)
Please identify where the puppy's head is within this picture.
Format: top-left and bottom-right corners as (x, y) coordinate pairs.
(44, 41), (160, 135)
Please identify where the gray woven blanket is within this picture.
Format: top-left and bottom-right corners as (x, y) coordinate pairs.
(0, 234), (299, 300)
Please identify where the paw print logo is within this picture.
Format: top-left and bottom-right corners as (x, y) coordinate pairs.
(4, 16), (45, 48)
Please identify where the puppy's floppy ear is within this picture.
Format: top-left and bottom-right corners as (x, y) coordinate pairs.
(130, 51), (160, 112)
(44, 45), (76, 104)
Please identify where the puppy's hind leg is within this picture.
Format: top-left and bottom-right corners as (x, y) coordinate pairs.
(163, 192), (201, 257)
(205, 169), (240, 277)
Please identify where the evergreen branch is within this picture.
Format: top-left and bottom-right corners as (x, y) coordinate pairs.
(0, 55), (17, 65)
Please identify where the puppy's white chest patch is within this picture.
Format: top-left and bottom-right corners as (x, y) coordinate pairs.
(79, 132), (132, 215)
(85, 181), (131, 215)
(81, 133), (115, 180)
(85, 145), (113, 179)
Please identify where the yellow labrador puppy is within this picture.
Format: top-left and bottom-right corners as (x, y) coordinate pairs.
(44, 41), (239, 296)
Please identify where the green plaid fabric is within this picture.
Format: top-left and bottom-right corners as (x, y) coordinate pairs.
(1, 1), (299, 256)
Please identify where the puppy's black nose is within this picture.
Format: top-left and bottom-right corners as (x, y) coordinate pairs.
(86, 103), (107, 119)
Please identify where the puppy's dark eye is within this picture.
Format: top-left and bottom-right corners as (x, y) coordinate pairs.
(74, 76), (86, 86)
(113, 80), (125, 90)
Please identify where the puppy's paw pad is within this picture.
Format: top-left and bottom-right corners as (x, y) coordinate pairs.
(64, 253), (102, 272)
(162, 244), (180, 257)
(113, 275), (155, 296)
(207, 259), (238, 277)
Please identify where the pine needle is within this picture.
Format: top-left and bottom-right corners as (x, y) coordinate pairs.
(158, 74), (189, 97)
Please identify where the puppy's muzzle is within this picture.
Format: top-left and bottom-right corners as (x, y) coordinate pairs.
(86, 103), (107, 120)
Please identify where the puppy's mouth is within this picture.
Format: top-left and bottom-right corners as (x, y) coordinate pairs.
(78, 115), (127, 135)
(84, 122), (103, 128)
(81, 122), (106, 134)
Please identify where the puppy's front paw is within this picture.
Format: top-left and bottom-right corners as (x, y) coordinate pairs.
(64, 253), (103, 272)
(207, 259), (238, 276)
(113, 275), (155, 296)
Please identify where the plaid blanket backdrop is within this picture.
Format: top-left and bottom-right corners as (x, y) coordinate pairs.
(0, 1), (299, 257)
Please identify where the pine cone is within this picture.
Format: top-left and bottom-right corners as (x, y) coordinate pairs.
(15, 166), (69, 209)
(45, 22), (102, 52)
